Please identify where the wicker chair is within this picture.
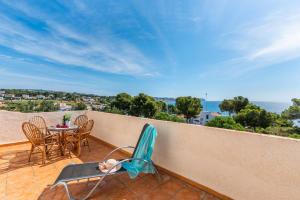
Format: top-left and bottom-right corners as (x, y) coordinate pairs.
(22, 122), (57, 164)
(79, 119), (94, 151)
(29, 116), (49, 136)
(65, 120), (94, 156)
(29, 116), (59, 144)
(74, 114), (88, 129)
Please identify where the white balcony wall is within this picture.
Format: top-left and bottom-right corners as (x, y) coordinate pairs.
(88, 111), (300, 200)
(1, 110), (300, 199)
(0, 110), (86, 144)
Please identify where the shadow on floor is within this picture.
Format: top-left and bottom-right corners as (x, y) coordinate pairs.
(38, 172), (168, 200)
(0, 145), (70, 174)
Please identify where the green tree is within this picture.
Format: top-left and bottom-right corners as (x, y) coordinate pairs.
(282, 98), (300, 119)
(20, 101), (36, 112)
(167, 104), (177, 114)
(6, 102), (17, 111)
(65, 93), (77, 101)
(235, 104), (274, 129)
(142, 100), (158, 118)
(111, 93), (132, 114)
(154, 112), (185, 123)
(275, 117), (293, 127)
(258, 109), (274, 128)
(233, 96), (249, 113)
(74, 102), (87, 110)
(156, 100), (167, 112)
(130, 93), (158, 118)
(175, 96), (202, 121)
(206, 116), (245, 131)
(292, 98), (300, 106)
(36, 100), (58, 112)
(104, 106), (123, 114)
(282, 106), (300, 119)
(219, 96), (249, 114)
(219, 99), (235, 115)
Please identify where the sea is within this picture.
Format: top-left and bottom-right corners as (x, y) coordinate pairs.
(164, 100), (291, 114)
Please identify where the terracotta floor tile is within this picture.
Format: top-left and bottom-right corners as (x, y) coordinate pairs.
(89, 179), (129, 200)
(203, 193), (220, 200)
(140, 178), (184, 200)
(39, 186), (66, 200)
(0, 138), (220, 200)
(141, 190), (172, 200)
(128, 175), (161, 197)
(117, 173), (143, 186)
(182, 184), (211, 200)
(52, 191), (68, 200)
(158, 178), (185, 195)
(0, 175), (6, 200)
(173, 187), (203, 200)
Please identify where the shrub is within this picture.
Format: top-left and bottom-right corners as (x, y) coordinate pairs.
(74, 102), (87, 110)
(154, 112), (185, 123)
(206, 116), (245, 131)
(130, 93), (158, 118)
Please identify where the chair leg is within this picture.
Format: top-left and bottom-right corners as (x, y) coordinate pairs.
(59, 178), (105, 200)
(61, 182), (75, 200)
(28, 145), (34, 162)
(86, 139), (91, 152)
(42, 148), (46, 165)
(65, 141), (72, 158)
(77, 141), (81, 157)
(69, 146), (72, 158)
(153, 162), (163, 183)
(82, 177), (106, 200)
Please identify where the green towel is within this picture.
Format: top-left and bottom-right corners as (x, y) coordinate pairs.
(122, 124), (157, 179)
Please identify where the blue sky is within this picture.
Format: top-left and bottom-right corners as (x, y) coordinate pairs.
(0, 0), (300, 102)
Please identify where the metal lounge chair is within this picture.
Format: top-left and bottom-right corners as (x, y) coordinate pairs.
(51, 123), (161, 200)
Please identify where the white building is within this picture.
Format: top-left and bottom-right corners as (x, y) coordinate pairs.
(47, 94), (54, 99)
(22, 94), (30, 99)
(0, 91), (5, 97)
(59, 103), (72, 111)
(191, 111), (221, 125)
(91, 104), (103, 110)
(36, 95), (46, 100)
(82, 96), (95, 103)
(4, 94), (15, 98)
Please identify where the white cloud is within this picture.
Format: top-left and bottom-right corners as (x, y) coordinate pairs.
(0, 1), (156, 77)
(216, 11), (300, 76)
(244, 12), (300, 60)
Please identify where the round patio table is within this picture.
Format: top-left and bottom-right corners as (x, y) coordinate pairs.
(47, 125), (78, 156)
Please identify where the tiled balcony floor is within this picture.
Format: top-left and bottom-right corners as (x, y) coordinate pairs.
(0, 138), (220, 200)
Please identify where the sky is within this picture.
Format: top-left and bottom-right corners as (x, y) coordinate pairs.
(0, 0), (300, 102)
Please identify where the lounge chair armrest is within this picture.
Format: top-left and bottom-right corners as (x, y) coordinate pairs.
(101, 146), (135, 163)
